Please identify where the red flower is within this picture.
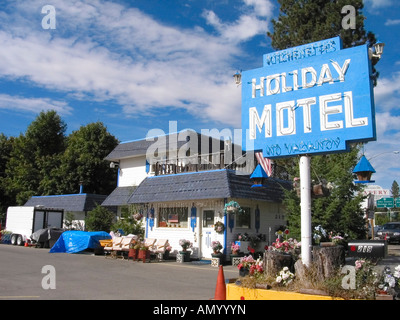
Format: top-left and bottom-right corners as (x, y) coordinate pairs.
(247, 246), (255, 254)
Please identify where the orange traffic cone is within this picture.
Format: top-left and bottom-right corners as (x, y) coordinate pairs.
(24, 240), (28, 247)
(214, 265), (226, 300)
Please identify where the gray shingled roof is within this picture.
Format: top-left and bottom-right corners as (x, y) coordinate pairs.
(101, 186), (136, 206)
(128, 169), (289, 204)
(25, 194), (108, 212)
(104, 130), (229, 161)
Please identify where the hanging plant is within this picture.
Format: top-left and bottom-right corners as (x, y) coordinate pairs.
(223, 201), (243, 215)
(133, 212), (143, 221)
(214, 221), (225, 234)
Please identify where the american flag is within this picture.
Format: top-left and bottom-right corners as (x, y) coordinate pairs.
(255, 151), (273, 177)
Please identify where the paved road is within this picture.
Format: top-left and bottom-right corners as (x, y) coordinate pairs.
(0, 244), (239, 300)
(1, 244), (399, 300)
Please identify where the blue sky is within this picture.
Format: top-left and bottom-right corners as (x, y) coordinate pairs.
(0, 0), (399, 190)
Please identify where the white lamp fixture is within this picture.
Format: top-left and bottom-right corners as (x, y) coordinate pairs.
(110, 161), (119, 169)
(233, 71), (242, 86)
(369, 41), (385, 60)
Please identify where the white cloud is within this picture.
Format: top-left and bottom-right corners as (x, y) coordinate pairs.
(374, 71), (400, 112)
(202, 0), (273, 44)
(0, 0), (273, 127)
(243, 0), (274, 17)
(385, 19), (400, 26)
(0, 94), (72, 115)
(364, 0), (393, 9)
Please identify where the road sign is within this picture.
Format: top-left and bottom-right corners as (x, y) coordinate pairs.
(242, 37), (376, 158)
(376, 197), (394, 208)
(396, 198), (400, 207)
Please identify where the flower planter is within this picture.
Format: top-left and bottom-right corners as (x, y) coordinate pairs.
(138, 249), (150, 263)
(264, 251), (293, 276)
(239, 267), (249, 277)
(226, 284), (344, 300)
(128, 248), (139, 261)
(211, 252), (225, 265)
(375, 293), (393, 300)
(179, 251), (191, 262)
(230, 252), (244, 264)
(163, 251), (170, 260)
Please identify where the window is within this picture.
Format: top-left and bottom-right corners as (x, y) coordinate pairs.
(158, 207), (188, 228)
(236, 207), (251, 228)
(203, 210), (215, 228)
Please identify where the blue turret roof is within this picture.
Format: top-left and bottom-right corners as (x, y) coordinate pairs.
(353, 155), (376, 173)
(250, 164), (269, 179)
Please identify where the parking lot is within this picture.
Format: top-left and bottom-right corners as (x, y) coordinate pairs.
(1, 244), (399, 300)
(0, 244), (238, 300)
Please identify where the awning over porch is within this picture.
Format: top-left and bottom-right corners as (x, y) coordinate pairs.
(127, 169), (289, 204)
(101, 186), (137, 207)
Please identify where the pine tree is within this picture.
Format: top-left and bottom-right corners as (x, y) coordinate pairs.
(268, 0), (379, 85)
(391, 180), (399, 199)
(268, 0), (379, 239)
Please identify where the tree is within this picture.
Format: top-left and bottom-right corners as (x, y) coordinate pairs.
(85, 205), (115, 232)
(111, 205), (144, 237)
(0, 134), (14, 218)
(391, 180), (399, 199)
(268, 0), (379, 239)
(4, 111), (67, 204)
(267, 0), (379, 85)
(284, 145), (366, 239)
(55, 122), (119, 195)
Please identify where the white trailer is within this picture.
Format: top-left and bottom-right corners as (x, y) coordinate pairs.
(5, 206), (64, 246)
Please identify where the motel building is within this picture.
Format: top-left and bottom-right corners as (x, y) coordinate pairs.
(101, 130), (290, 260)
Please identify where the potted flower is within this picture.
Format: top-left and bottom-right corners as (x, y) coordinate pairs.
(138, 243), (150, 263)
(179, 239), (192, 262)
(211, 241), (225, 264)
(231, 242), (240, 255)
(223, 201), (243, 215)
(211, 241), (223, 254)
(163, 244), (172, 260)
(237, 255), (264, 277)
(128, 240), (140, 261)
(133, 212), (143, 221)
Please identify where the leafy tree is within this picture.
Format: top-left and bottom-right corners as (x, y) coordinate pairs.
(85, 205), (115, 232)
(0, 134), (14, 218)
(267, 0), (379, 85)
(55, 122), (119, 195)
(4, 111), (66, 204)
(268, 0), (379, 239)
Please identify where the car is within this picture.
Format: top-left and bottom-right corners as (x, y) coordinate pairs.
(376, 222), (400, 244)
(368, 224), (381, 239)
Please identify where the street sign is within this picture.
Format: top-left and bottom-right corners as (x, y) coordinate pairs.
(396, 198), (400, 207)
(376, 197), (394, 208)
(242, 37), (376, 158)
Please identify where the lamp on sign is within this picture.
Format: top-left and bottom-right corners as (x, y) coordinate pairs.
(369, 41), (385, 60)
(233, 71), (242, 86)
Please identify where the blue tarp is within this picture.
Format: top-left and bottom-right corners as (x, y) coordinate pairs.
(49, 231), (111, 253)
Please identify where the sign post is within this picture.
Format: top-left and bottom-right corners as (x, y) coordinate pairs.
(299, 155), (312, 266)
(241, 37), (377, 267)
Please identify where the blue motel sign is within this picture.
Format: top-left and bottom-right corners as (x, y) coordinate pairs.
(242, 37), (376, 158)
